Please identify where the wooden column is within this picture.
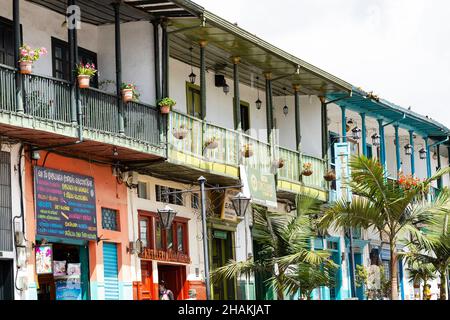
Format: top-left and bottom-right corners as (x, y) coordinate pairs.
(13, 0), (24, 113)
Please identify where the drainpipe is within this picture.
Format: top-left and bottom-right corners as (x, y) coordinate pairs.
(162, 19), (169, 98)
(360, 113), (367, 157)
(409, 130), (415, 176)
(340, 106), (347, 143)
(232, 56), (241, 131)
(320, 97), (329, 160)
(13, 0), (24, 113)
(199, 40), (207, 153)
(152, 19), (161, 102)
(264, 72), (274, 151)
(68, 0), (77, 125)
(72, 0), (83, 142)
(113, 2), (125, 135)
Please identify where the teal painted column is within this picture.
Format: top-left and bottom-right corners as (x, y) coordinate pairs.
(425, 137), (432, 178)
(437, 145), (442, 189)
(232, 56), (242, 131)
(394, 125), (401, 177)
(320, 97), (329, 159)
(340, 106), (347, 143)
(360, 113), (367, 156)
(378, 119), (386, 170)
(409, 131), (415, 176)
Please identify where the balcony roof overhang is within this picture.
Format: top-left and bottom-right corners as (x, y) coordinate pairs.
(326, 88), (450, 142)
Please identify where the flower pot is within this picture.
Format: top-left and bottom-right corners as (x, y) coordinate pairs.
(272, 159), (285, 169)
(77, 75), (90, 89)
(172, 127), (189, 140)
(19, 61), (33, 74)
(160, 105), (171, 114)
(302, 170), (313, 177)
(242, 145), (254, 158)
(324, 171), (336, 181)
(205, 140), (218, 150)
(122, 89), (133, 103)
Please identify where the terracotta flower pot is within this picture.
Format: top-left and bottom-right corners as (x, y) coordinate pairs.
(77, 75), (90, 89)
(324, 171), (336, 181)
(302, 169), (313, 177)
(242, 145), (254, 158)
(19, 61), (33, 74)
(272, 159), (285, 169)
(160, 105), (171, 114)
(205, 140), (218, 150)
(122, 89), (133, 103)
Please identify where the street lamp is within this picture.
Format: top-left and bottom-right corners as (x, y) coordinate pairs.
(231, 192), (251, 217)
(404, 144), (412, 156)
(351, 127), (362, 140)
(157, 205), (177, 230)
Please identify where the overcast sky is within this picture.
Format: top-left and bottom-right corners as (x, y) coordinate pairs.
(194, 0), (450, 127)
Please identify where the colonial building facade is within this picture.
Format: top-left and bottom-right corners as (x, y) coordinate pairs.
(0, 0), (448, 300)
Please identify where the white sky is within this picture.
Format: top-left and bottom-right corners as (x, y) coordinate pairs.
(193, 0), (450, 127)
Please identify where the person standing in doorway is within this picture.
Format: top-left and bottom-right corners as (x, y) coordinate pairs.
(159, 280), (175, 300)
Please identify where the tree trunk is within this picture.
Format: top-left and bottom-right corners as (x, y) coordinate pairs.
(422, 280), (428, 300)
(440, 268), (448, 300)
(389, 240), (399, 300)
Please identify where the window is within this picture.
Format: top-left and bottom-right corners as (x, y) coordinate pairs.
(191, 193), (199, 209)
(137, 182), (148, 199)
(366, 144), (373, 159)
(155, 185), (183, 206)
(51, 37), (98, 87)
(102, 208), (119, 231)
(186, 83), (201, 118)
(139, 217), (149, 248)
(239, 102), (250, 133)
(0, 18), (15, 66)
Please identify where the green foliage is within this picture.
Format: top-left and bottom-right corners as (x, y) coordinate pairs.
(76, 63), (97, 77)
(121, 82), (140, 101)
(158, 97), (176, 108)
(19, 44), (47, 62)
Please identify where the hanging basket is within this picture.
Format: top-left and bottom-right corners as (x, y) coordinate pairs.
(302, 169), (313, 177)
(242, 144), (254, 158)
(77, 75), (90, 89)
(272, 159), (285, 169)
(172, 127), (189, 140)
(160, 105), (171, 114)
(324, 170), (336, 181)
(122, 89), (133, 103)
(19, 61), (33, 74)
(204, 139), (218, 150)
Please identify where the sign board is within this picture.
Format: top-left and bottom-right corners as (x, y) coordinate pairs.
(34, 166), (97, 241)
(334, 143), (352, 202)
(213, 230), (228, 240)
(35, 244), (53, 275)
(243, 167), (277, 209)
(55, 278), (82, 300)
(220, 189), (240, 222)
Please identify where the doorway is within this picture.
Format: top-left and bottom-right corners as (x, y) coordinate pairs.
(355, 253), (365, 300)
(157, 264), (187, 300)
(211, 230), (236, 300)
(0, 259), (13, 300)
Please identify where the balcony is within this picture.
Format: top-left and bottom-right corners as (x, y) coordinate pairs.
(0, 63), (164, 162)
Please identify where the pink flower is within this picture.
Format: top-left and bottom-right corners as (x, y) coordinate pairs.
(40, 47), (48, 55)
(20, 49), (28, 56)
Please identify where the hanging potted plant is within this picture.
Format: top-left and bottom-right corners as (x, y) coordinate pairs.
(172, 124), (189, 140)
(324, 169), (336, 181)
(242, 144), (254, 158)
(301, 162), (313, 176)
(204, 136), (218, 150)
(121, 83), (139, 103)
(272, 158), (285, 169)
(18, 44), (47, 74)
(158, 97), (176, 114)
(76, 63), (97, 89)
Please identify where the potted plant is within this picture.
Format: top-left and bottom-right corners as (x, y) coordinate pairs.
(204, 136), (218, 150)
(158, 97), (176, 114)
(272, 158), (285, 169)
(324, 169), (336, 181)
(242, 144), (254, 158)
(18, 44), (47, 74)
(302, 162), (313, 176)
(172, 124), (189, 140)
(76, 63), (97, 88)
(121, 83), (140, 103)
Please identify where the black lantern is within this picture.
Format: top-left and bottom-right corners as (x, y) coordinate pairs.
(157, 205), (177, 230)
(404, 144), (412, 156)
(419, 148), (427, 160)
(188, 47), (196, 84)
(231, 193), (251, 217)
(283, 87), (288, 116)
(255, 98), (262, 110)
(223, 83), (230, 95)
(351, 127), (362, 140)
(283, 105), (289, 116)
(371, 133), (381, 147)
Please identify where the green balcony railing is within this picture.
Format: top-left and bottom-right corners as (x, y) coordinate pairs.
(301, 154), (326, 190)
(81, 87), (119, 133)
(125, 101), (160, 145)
(277, 146), (300, 182)
(0, 64), (16, 112)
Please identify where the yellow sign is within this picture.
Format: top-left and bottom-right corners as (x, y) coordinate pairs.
(220, 189), (240, 222)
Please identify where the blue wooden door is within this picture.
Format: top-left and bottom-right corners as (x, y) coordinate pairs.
(103, 243), (119, 300)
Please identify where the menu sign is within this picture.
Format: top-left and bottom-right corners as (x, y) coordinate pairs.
(34, 166), (97, 241)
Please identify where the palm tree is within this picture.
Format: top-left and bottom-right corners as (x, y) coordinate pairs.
(318, 155), (450, 300)
(401, 195), (450, 300)
(211, 195), (332, 300)
(289, 263), (335, 300)
(405, 261), (436, 300)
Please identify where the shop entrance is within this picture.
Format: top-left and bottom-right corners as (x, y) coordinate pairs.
(157, 264), (187, 300)
(0, 259), (13, 300)
(211, 230), (236, 300)
(37, 244), (90, 300)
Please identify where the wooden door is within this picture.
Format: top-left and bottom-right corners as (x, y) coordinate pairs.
(140, 261), (153, 300)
